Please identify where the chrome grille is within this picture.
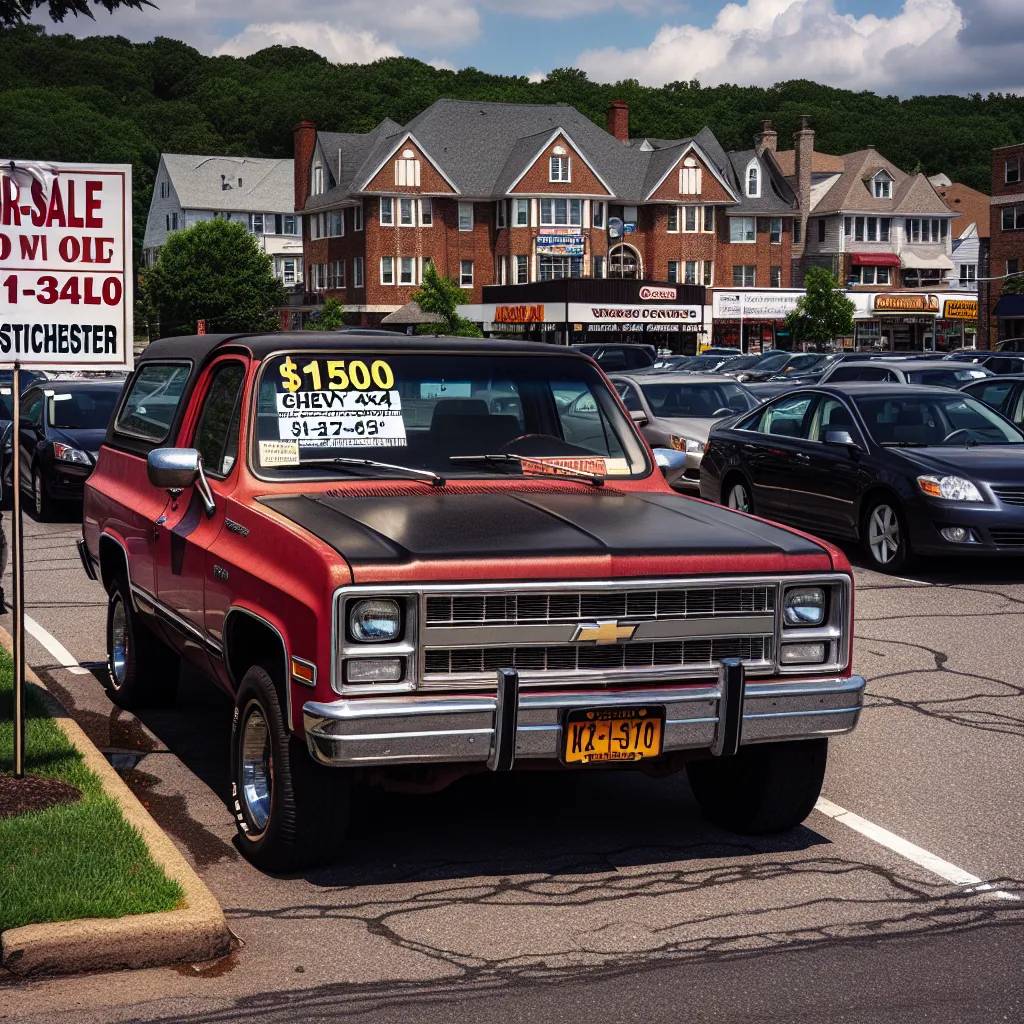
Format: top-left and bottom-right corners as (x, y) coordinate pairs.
(425, 585), (775, 626)
(993, 487), (1024, 507)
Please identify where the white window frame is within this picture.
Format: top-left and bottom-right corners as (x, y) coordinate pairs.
(667, 207), (679, 233)
(330, 210), (344, 237)
(702, 261), (714, 286)
(684, 206), (698, 232)
(399, 197), (415, 227)
(250, 213), (264, 234)
(873, 172), (892, 199)
(769, 217), (782, 244)
(312, 164), (324, 196)
(281, 259), (297, 286)
(679, 157), (702, 196)
(1006, 157), (1021, 185)
(395, 157), (421, 187)
(496, 255), (508, 285)
(549, 155), (571, 183)
(460, 259), (474, 287)
(353, 204), (363, 231)
(420, 198), (432, 227)
(540, 198), (582, 227)
(458, 202), (474, 231)
(667, 260), (680, 283)
(733, 265), (756, 287)
(730, 217), (756, 243)
(592, 201), (605, 229)
(515, 199), (529, 226)
(703, 206), (715, 233)
(353, 257), (365, 288)
(399, 256), (415, 286)
(592, 255), (605, 279)
(515, 254), (529, 284)
(959, 263), (976, 284)
(380, 256), (394, 285)
(684, 260), (698, 285)
(380, 197), (394, 226)
(746, 159), (760, 198)
(495, 201), (507, 228)
(770, 265), (782, 288)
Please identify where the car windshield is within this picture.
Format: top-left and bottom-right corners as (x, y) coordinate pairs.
(47, 388), (120, 430)
(905, 368), (990, 387)
(255, 352), (650, 479)
(720, 354), (764, 371)
(853, 394), (1024, 446)
(686, 355), (737, 371)
(640, 380), (757, 418)
(749, 353), (789, 372)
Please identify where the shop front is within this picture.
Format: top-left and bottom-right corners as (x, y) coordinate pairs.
(993, 294), (1024, 344)
(710, 290), (804, 352)
(938, 296), (979, 349)
(855, 293), (940, 351)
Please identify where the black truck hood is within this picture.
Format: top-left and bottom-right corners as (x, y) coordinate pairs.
(259, 489), (827, 567)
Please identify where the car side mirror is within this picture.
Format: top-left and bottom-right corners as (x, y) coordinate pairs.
(147, 448), (216, 517)
(823, 429), (858, 448)
(652, 447), (688, 488)
(630, 409), (649, 426)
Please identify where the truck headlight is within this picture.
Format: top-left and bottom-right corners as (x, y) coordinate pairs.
(348, 598), (402, 642)
(670, 435), (705, 453)
(917, 475), (983, 502)
(783, 587), (825, 626)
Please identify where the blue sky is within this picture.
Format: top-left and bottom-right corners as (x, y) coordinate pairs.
(56, 0), (1024, 96)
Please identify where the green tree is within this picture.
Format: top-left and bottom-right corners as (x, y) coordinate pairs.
(1001, 272), (1024, 296)
(784, 268), (856, 346)
(146, 219), (285, 334)
(1, 0), (153, 27)
(307, 297), (347, 330)
(412, 262), (483, 337)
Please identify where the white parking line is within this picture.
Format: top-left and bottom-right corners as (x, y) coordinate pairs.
(816, 797), (1019, 900)
(23, 614), (90, 675)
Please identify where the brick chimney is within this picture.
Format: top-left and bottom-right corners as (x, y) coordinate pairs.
(793, 114), (814, 257)
(606, 101), (630, 144)
(292, 120), (317, 212)
(755, 119), (777, 154)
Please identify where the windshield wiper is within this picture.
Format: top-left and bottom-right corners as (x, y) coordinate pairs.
(450, 453), (605, 486)
(880, 441), (930, 448)
(299, 457), (445, 486)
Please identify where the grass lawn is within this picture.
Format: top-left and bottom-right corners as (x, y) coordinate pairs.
(0, 651), (183, 931)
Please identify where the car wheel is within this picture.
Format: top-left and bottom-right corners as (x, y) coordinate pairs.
(105, 578), (180, 708)
(32, 467), (54, 522)
(230, 664), (350, 872)
(686, 738), (827, 834)
(863, 497), (910, 573)
(724, 476), (754, 514)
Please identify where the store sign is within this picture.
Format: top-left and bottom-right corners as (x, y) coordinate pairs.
(494, 304), (546, 324)
(712, 291), (803, 320)
(943, 297), (978, 320)
(567, 302), (701, 324)
(874, 293), (939, 313)
(0, 161), (133, 368)
(639, 286), (677, 301)
(536, 231), (584, 256)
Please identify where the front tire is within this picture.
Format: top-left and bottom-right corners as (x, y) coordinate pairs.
(105, 579), (179, 708)
(723, 475), (754, 515)
(32, 467), (54, 522)
(687, 738), (827, 834)
(230, 665), (350, 872)
(862, 496), (910, 573)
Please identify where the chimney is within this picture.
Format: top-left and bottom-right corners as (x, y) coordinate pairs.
(606, 101), (630, 144)
(793, 115), (814, 255)
(756, 119), (777, 154)
(292, 120), (317, 213)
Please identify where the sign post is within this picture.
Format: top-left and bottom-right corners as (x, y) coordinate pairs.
(1, 159), (133, 777)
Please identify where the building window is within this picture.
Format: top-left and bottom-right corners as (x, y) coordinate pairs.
(397, 198), (413, 226)
(540, 198), (582, 226)
(395, 154), (421, 186)
(873, 172), (893, 199)
(1007, 259), (1020, 276)
(746, 161), (760, 197)
(904, 218), (945, 242)
(495, 256), (507, 285)
(550, 155), (571, 182)
(703, 206), (714, 232)
(818, 219), (827, 244)
(250, 213), (264, 234)
(667, 207), (678, 232)
(496, 201), (507, 228)
(515, 254), (529, 284)
(330, 210), (343, 237)
(1006, 157), (1021, 184)
(399, 257), (415, 285)
(353, 257), (364, 288)
(312, 165), (323, 195)
(794, 220), (802, 244)
(281, 259), (297, 286)
(328, 260), (345, 289)
(380, 256), (394, 285)
(730, 217), (756, 243)
(165, 213), (170, 230)
(592, 202), (605, 229)
(353, 204), (363, 231)
(844, 217), (851, 236)
(380, 197), (394, 226)
(959, 264), (976, 284)
(592, 255), (605, 278)
(667, 260), (680, 283)
(685, 206), (698, 232)
(312, 263), (327, 290)
(685, 260), (700, 285)
(1001, 206), (1024, 231)
(539, 255), (583, 280)
(733, 265), (756, 287)
(850, 265), (891, 286)
(770, 218), (782, 244)
(770, 266), (782, 288)
(515, 199), (529, 226)
(460, 260), (474, 286)
(679, 157), (702, 195)
(702, 261), (713, 286)
(458, 202), (474, 231)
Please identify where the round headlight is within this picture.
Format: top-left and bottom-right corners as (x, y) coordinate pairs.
(349, 598), (401, 642)
(783, 587), (825, 626)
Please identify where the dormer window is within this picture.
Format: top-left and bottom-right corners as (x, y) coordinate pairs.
(395, 148), (421, 187)
(550, 147), (571, 183)
(679, 156), (702, 196)
(746, 160), (760, 198)
(312, 164), (323, 196)
(873, 171), (893, 199)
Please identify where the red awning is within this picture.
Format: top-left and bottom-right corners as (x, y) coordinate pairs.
(851, 253), (901, 266)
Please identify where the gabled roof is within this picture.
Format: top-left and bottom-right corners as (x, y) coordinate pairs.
(640, 138), (740, 202)
(725, 149), (798, 214)
(356, 130), (461, 193)
(892, 173), (956, 216)
(501, 127), (614, 195)
(811, 148), (951, 217)
(160, 155), (294, 213)
(773, 150), (845, 177)
(936, 182), (991, 238)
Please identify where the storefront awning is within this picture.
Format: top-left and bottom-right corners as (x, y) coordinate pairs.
(851, 253), (900, 267)
(900, 251), (954, 270)
(994, 295), (1024, 318)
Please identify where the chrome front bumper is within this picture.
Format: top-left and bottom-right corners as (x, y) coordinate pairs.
(303, 675), (865, 767)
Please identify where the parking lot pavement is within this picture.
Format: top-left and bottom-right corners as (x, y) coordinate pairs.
(2, 515), (1023, 1022)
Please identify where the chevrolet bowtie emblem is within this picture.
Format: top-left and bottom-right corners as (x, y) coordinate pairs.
(571, 619), (638, 645)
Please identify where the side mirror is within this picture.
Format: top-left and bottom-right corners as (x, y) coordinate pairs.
(652, 447), (688, 489)
(147, 448), (216, 517)
(824, 429), (858, 448)
(630, 409), (649, 426)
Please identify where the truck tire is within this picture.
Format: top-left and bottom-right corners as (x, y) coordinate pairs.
(686, 738), (827, 834)
(106, 579), (180, 708)
(230, 664), (350, 872)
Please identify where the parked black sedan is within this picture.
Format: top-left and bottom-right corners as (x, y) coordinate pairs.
(961, 374), (1024, 429)
(700, 382), (1024, 572)
(17, 379), (123, 520)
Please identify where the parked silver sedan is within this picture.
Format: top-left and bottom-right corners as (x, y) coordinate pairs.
(608, 372), (761, 491)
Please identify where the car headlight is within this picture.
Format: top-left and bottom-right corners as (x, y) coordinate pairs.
(917, 475), (984, 502)
(670, 435), (705, 454)
(53, 443), (91, 465)
(783, 587), (826, 626)
(348, 598), (402, 642)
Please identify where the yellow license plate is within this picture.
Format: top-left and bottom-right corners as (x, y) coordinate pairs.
(563, 706), (664, 765)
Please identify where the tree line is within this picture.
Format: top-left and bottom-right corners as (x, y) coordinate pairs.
(1, 24), (1022, 258)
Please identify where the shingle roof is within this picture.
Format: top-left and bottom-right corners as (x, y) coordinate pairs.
(380, 300), (444, 325)
(161, 155), (293, 213)
(773, 150), (845, 176)
(936, 182), (991, 238)
(725, 149), (799, 214)
(892, 173), (955, 216)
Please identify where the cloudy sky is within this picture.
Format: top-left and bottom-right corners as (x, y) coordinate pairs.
(57, 0), (1023, 95)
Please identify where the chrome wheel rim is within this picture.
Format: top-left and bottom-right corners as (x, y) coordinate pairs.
(33, 472), (42, 517)
(241, 706), (272, 832)
(110, 599), (128, 687)
(868, 505), (900, 565)
(727, 483), (750, 513)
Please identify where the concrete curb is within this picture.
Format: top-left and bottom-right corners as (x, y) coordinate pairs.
(1, 630), (233, 976)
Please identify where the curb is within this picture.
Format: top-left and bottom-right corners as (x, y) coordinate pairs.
(1, 629), (233, 976)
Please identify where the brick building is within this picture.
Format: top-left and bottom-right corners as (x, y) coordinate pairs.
(987, 143), (1024, 347)
(292, 100), (801, 332)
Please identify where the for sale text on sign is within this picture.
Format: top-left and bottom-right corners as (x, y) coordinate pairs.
(0, 162), (132, 368)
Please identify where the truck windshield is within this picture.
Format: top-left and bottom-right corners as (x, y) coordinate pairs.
(253, 351), (651, 480)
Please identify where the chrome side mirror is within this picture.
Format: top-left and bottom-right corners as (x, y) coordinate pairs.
(147, 448), (216, 517)
(653, 447), (688, 489)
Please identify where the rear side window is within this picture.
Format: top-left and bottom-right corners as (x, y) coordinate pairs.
(828, 365), (889, 382)
(967, 379), (1015, 413)
(757, 395), (815, 438)
(115, 364), (190, 441)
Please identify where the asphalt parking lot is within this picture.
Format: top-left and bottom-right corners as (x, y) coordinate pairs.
(2, 510), (1023, 1023)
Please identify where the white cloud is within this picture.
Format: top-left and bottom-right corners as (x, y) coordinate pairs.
(576, 0), (1024, 94)
(527, 69), (547, 83)
(215, 22), (401, 63)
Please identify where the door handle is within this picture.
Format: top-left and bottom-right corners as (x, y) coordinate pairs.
(794, 453), (810, 462)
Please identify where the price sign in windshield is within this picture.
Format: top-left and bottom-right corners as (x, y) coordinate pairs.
(277, 356), (394, 393)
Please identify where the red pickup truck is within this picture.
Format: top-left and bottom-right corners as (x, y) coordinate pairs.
(80, 333), (864, 871)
